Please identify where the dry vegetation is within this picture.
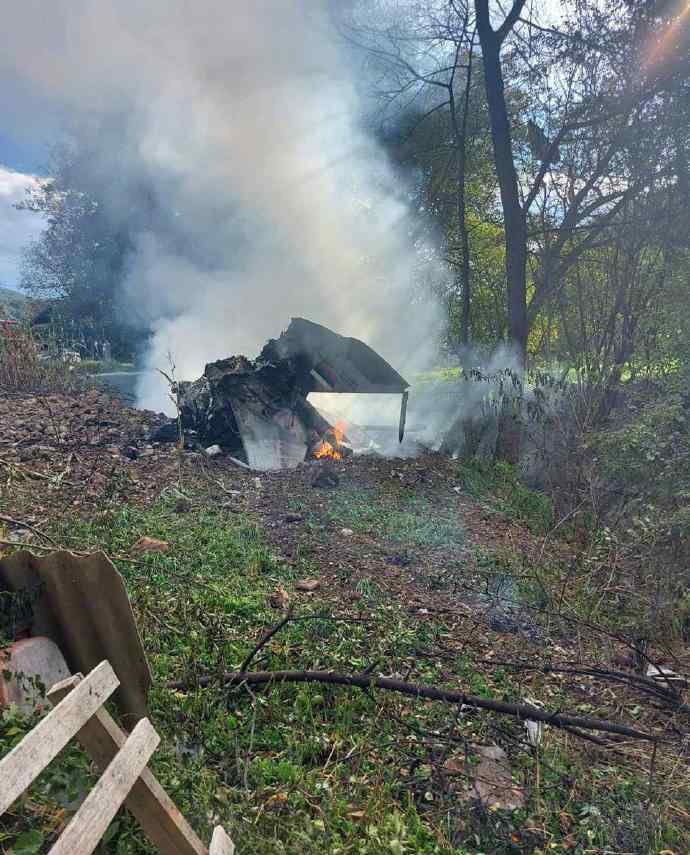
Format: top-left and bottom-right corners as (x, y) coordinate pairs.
(0, 327), (75, 394)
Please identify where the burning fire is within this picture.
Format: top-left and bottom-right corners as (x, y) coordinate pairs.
(314, 420), (347, 460)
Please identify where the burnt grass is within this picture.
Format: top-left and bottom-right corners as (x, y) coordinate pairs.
(1, 391), (689, 854)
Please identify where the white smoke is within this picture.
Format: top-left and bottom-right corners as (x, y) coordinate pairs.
(1, 0), (449, 413)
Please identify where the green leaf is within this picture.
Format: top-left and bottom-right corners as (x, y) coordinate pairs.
(13, 829), (44, 855)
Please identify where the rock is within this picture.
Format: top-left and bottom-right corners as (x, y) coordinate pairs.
(311, 467), (339, 488)
(149, 421), (179, 443)
(269, 586), (290, 610)
(130, 536), (170, 554)
(295, 578), (320, 592)
(174, 496), (192, 513)
(0, 637), (70, 714)
(341, 528), (354, 535)
(444, 744), (526, 811)
(487, 607), (520, 634)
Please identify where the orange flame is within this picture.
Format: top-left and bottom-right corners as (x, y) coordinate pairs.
(314, 420), (347, 460)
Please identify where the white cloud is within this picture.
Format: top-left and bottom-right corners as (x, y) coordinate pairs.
(0, 165), (45, 287)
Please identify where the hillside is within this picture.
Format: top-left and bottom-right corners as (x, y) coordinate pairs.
(0, 285), (28, 320)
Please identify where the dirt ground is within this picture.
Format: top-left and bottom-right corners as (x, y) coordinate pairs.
(3, 390), (690, 853)
(0, 390), (543, 638)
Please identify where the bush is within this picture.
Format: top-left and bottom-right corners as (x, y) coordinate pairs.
(0, 325), (75, 393)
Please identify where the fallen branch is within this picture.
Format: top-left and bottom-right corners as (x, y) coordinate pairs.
(240, 611), (378, 673)
(0, 539), (88, 556)
(167, 669), (660, 742)
(240, 609), (294, 673)
(0, 513), (60, 547)
(0, 458), (76, 487)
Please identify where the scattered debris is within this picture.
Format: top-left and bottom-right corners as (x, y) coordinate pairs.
(205, 444), (222, 457)
(445, 745), (526, 811)
(311, 466), (340, 488)
(388, 550), (412, 567)
(646, 663), (687, 688)
(0, 549), (151, 722)
(525, 718), (543, 746)
(174, 496), (192, 514)
(295, 579), (320, 592)
(131, 536), (170, 554)
(269, 586), (291, 611)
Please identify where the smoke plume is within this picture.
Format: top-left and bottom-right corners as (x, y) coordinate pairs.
(2, 0), (448, 412)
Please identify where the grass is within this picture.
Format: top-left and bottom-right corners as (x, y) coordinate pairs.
(323, 487), (465, 550)
(73, 360), (136, 374)
(1, 489), (687, 853)
(453, 460), (553, 534)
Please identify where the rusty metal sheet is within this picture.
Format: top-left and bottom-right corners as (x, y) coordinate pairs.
(0, 550), (151, 726)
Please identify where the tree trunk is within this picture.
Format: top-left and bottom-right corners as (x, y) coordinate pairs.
(448, 35), (475, 346)
(475, 2), (528, 359)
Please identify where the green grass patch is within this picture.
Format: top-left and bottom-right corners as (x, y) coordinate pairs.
(323, 487), (464, 550)
(453, 460), (553, 533)
(2, 494), (685, 853)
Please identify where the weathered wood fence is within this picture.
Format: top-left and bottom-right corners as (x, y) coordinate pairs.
(0, 660), (234, 854)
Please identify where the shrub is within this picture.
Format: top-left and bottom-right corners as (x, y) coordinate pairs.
(0, 324), (75, 393)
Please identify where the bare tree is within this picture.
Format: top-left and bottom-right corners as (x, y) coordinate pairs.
(342, 1), (482, 343)
(474, 0), (690, 359)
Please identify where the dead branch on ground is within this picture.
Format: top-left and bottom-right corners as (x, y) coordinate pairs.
(0, 513), (61, 547)
(167, 668), (663, 742)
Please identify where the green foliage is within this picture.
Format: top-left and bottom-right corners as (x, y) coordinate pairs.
(453, 460), (553, 533)
(592, 380), (690, 496)
(0, 704), (95, 850)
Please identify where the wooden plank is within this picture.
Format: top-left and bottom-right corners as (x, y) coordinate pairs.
(0, 661), (119, 815)
(49, 717), (160, 855)
(209, 826), (235, 855)
(48, 676), (209, 855)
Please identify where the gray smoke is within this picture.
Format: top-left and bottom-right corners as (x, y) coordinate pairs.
(2, 0), (449, 412)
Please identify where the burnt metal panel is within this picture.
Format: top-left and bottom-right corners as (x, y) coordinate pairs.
(261, 318), (409, 394)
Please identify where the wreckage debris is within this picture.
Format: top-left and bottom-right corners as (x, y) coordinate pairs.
(171, 317), (409, 471)
(0, 549), (151, 724)
(311, 465), (340, 488)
